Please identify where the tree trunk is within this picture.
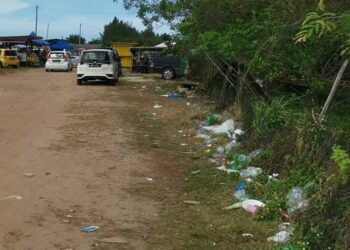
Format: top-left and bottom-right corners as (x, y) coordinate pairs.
(218, 66), (233, 108)
(234, 65), (245, 120)
(318, 58), (350, 123)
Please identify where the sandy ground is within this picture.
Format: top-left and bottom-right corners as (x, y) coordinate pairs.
(0, 69), (174, 250)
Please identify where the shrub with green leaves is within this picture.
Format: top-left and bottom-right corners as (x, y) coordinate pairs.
(251, 98), (300, 138)
(331, 146), (350, 183)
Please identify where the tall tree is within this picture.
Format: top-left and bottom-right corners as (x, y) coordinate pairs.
(101, 17), (167, 46)
(66, 34), (86, 44)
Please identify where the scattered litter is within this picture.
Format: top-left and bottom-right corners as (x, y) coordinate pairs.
(2, 195), (23, 200)
(181, 143), (188, 146)
(153, 104), (162, 109)
(287, 187), (309, 213)
(234, 129), (244, 135)
(191, 170), (201, 175)
(184, 200), (200, 205)
(186, 102), (191, 106)
(242, 233), (254, 237)
(247, 150), (261, 162)
(267, 230), (292, 243)
(280, 208), (291, 222)
(278, 222), (293, 231)
(234, 181), (248, 201)
(268, 223), (294, 243)
(224, 199), (265, 214)
(216, 166), (239, 174)
(145, 178), (154, 182)
(161, 93), (181, 99)
(246, 178), (253, 183)
(202, 119), (235, 137)
(23, 173), (35, 177)
(225, 140), (238, 151)
(240, 167), (262, 179)
(268, 173), (279, 181)
(178, 130), (184, 134)
(81, 225), (99, 233)
(99, 237), (128, 244)
(216, 146), (225, 155)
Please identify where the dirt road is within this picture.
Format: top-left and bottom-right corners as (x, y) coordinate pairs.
(0, 69), (176, 250)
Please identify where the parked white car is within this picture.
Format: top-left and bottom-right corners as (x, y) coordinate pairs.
(45, 51), (73, 72)
(77, 49), (119, 85)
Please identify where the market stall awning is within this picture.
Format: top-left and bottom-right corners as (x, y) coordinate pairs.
(0, 35), (43, 43)
(32, 39), (49, 46)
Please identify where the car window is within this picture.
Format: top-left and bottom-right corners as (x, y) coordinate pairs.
(50, 53), (64, 59)
(5, 50), (17, 56)
(81, 52), (110, 63)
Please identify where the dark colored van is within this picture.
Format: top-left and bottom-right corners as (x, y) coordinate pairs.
(151, 55), (188, 80)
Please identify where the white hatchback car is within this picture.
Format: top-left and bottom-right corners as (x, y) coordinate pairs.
(45, 51), (73, 72)
(77, 49), (119, 85)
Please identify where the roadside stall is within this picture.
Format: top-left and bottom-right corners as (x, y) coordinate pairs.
(0, 33), (46, 67)
(130, 46), (166, 73)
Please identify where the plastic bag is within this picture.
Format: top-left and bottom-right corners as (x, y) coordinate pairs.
(287, 187), (309, 213)
(234, 181), (248, 201)
(202, 119), (235, 137)
(267, 230), (292, 243)
(240, 167), (262, 179)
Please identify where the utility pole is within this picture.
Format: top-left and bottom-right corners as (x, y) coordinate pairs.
(35, 5), (39, 36)
(46, 23), (50, 40)
(78, 23), (82, 45)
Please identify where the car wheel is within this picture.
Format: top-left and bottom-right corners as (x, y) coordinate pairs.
(46, 69), (49, 72)
(162, 67), (175, 80)
(0, 62), (3, 68)
(77, 79), (83, 85)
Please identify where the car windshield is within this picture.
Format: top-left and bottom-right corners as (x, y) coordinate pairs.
(5, 50), (17, 56)
(82, 51), (110, 63)
(50, 53), (64, 59)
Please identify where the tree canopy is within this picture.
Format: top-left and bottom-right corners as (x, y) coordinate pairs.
(66, 34), (86, 44)
(100, 17), (167, 46)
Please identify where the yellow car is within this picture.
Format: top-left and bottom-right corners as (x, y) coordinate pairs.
(0, 49), (20, 68)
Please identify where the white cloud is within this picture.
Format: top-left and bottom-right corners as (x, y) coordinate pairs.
(0, 0), (29, 14)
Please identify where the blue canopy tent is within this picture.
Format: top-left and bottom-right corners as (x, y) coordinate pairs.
(50, 40), (73, 51)
(32, 39), (49, 46)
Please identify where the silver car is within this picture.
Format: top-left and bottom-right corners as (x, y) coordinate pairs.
(71, 55), (80, 67)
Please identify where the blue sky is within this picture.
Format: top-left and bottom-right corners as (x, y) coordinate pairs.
(0, 0), (170, 41)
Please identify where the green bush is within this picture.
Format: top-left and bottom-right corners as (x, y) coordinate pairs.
(251, 97), (301, 138)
